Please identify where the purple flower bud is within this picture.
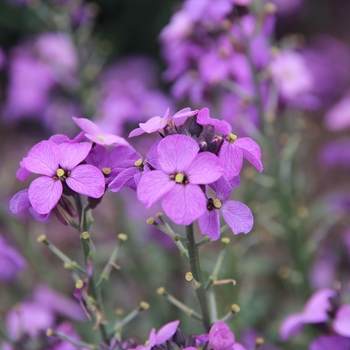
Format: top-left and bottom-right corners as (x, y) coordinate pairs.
(209, 321), (235, 350)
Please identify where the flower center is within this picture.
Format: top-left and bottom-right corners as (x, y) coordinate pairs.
(102, 167), (111, 175)
(175, 173), (184, 183)
(226, 133), (237, 144)
(134, 159), (143, 167)
(56, 168), (65, 178)
(213, 199), (222, 208)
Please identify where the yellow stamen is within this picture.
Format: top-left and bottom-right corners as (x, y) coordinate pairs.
(102, 167), (111, 175)
(37, 234), (47, 243)
(175, 173), (184, 183)
(185, 272), (193, 281)
(158, 118), (163, 124)
(213, 198), (222, 208)
(231, 304), (241, 313)
(75, 280), (84, 289)
(56, 168), (65, 177)
(118, 233), (128, 241)
(81, 231), (90, 239)
(46, 328), (53, 337)
(140, 301), (150, 310)
(157, 287), (165, 295)
(256, 337), (265, 345)
(98, 135), (105, 141)
(134, 159), (143, 167)
(226, 133), (237, 143)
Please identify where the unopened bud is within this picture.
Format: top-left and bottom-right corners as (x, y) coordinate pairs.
(256, 337), (265, 346)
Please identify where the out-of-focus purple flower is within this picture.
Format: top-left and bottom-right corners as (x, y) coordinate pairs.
(241, 328), (280, 350)
(0, 235), (26, 282)
(0, 47), (5, 70)
(309, 335), (350, 350)
(198, 177), (253, 240)
(333, 304), (350, 337)
(209, 321), (235, 350)
(20, 140), (104, 214)
(309, 251), (337, 289)
(131, 320), (179, 350)
(73, 117), (131, 147)
(324, 93), (350, 131)
(137, 135), (223, 225)
(280, 288), (337, 341)
(319, 139), (350, 169)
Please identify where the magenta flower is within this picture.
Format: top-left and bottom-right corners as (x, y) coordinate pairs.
(131, 320), (179, 350)
(22, 140), (105, 214)
(280, 288), (337, 341)
(198, 177), (253, 241)
(137, 135), (223, 225)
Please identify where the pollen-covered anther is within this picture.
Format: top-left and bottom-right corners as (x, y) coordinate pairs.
(213, 199), (222, 208)
(102, 167), (111, 175)
(175, 173), (185, 183)
(226, 133), (237, 143)
(231, 304), (241, 313)
(134, 159), (143, 167)
(46, 328), (53, 337)
(56, 168), (65, 177)
(185, 272), (193, 281)
(140, 301), (150, 310)
(75, 280), (84, 289)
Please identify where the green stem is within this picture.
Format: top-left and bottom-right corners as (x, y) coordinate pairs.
(186, 224), (211, 332)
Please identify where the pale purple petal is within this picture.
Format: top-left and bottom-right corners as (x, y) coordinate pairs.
(172, 107), (198, 126)
(129, 128), (146, 138)
(58, 142), (92, 170)
(198, 209), (220, 241)
(156, 320), (180, 344)
(85, 145), (109, 170)
(138, 116), (167, 134)
(86, 133), (130, 147)
(10, 189), (31, 213)
(49, 132), (85, 144)
(186, 152), (223, 184)
(23, 141), (59, 176)
(137, 170), (176, 207)
(235, 138), (263, 173)
(66, 165), (105, 198)
(218, 141), (243, 179)
(229, 176), (241, 188)
(72, 117), (100, 135)
(209, 321), (235, 350)
(310, 335), (350, 350)
(28, 177), (62, 214)
(16, 166), (31, 181)
(28, 208), (50, 222)
(221, 201), (254, 234)
(210, 177), (232, 202)
(233, 344), (247, 350)
(279, 314), (304, 341)
(145, 139), (161, 169)
(333, 304), (350, 337)
(109, 167), (140, 192)
(158, 135), (199, 174)
(109, 145), (140, 169)
(149, 328), (157, 347)
(162, 184), (207, 225)
(197, 108), (232, 135)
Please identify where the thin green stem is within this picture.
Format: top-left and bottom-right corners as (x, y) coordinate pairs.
(186, 224), (211, 332)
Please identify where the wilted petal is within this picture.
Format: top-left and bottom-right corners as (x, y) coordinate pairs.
(218, 141), (243, 179)
(137, 170), (175, 207)
(221, 201), (253, 234)
(333, 305), (350, 337)
(109, 167), (140, 192)
(187, 152), (223, 184)
(10, 189), (31, 213)
(23, 141), (59, 176)
(28, 177), (62, 214)
(156, 320), (180, 344)
(59, 142), (92, 170)
(158, 135), (199, 174)
(162, 184), (206, 225)
(66, 165), (105, 198)
(198, 209), (220, 241)
(235, 137), (263, 172)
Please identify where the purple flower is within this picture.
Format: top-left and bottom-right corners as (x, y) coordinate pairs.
(309, 335), (350, 350)
(324, 93), (350, 131)
(333, 304), (350, 337)
(0, 236), (26, 282)
(131, 320), (179, 350)
(209, 321), (235, 350)
(280, 288), (337, 341)
(21, 140), (105, 214)
(137, 135), (223, 225)
(198, 177), (253, 240)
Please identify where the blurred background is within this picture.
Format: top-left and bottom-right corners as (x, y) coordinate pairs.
(1, 0), (350, 349)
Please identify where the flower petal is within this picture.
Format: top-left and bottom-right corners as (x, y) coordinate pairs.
(218, 141), (243, 179)
(333, 304), (350, 337)
(156, 320), (180, 344)
(279, 314), (304, 341)
(197, 107), (232, 135)
(235, 137), (263, 172)
(10, 189), (31, 213)
(23, 141), (59, 176)
(59, 142), (92, 170)
(220, 201), (253, 234)
(28, 177), (62, 214)
(162, 184), (206, 225)
(210, 177), (232, 202)
(73, 117), (100, 135)
(66, 165), (105, 198)
(186, 152), (223, 184)
(158, 135), (199, 174)
(198, 209), (220, 241)
(137, 170), (175, 207)
(109, 167), (140, 192)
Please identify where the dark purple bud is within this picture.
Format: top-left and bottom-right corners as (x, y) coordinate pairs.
(208, 136), (224, 155)
(173, 328), (186, 347)
(199, 125), (215, 144)
(203, 341), (210, 350)
(198, 140), (208, 152)
(185, 334), (197, 348)
(165, 340), (180, 350)
(177, 125), (191, 136)
(164, 125), (177, 136)
(189, 116), (203, 137)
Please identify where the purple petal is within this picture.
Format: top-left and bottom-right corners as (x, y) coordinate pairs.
(85, 145), (109, 170)
(139, 116), (167, 134)
(210, 177), (232, 202)
(172, 107), (198, 126)
(310, 335), (350, 350)
(198, 209), (220, 241)
(186, 152), (223, 184)
(158, 135), (199, 174)
(58, 142), (92, 170)
(279, 314), (304, 341)
(28, 177), (62, 214)
(72, 117), (100, 135)
(109, 167), (140, 192)
(148, 328), (157, 348)
(218, 141), (243, 179)
(197, 108), (232, 135)
(137, 170), (175, 207)
(86, 133), (130, 147)
(233, 344), (247, 350)
(333, 304), (350, 337)
(129, 128), (146, 138)
(66, 165), (105, 198)
(16, 166), (31, 182)
(162, 184), (206, 225)
(10, 189), (31, 213)
(28, 208), (51, 222)
(229, 176), (241, 188)
(156, 320), (180, 344)
(220, 201), (254, 234)
(146, 139), (161, 169)
(235, 137), (263, 172)
(109, 145), (141, 169)
(23, 141), (59, 176)
(49, 132), (85, 144)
